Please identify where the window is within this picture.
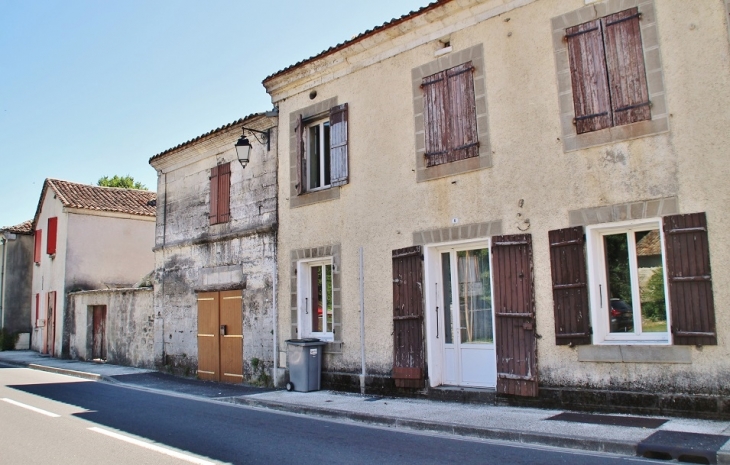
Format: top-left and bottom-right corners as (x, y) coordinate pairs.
(33, 229), (42, 264)
(565, 7), (650, 134)
(47, 217), (57, 255)
(294, 103), (348, 196)
(298, 259), (334, 341)
(550, 213), (716, 347)
(422, 62), (478, 167)
(209, 162), (231, 225)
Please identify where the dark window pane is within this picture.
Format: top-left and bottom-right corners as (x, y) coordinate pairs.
(441, 252), (453, 344)
(604, 233), (634, 333)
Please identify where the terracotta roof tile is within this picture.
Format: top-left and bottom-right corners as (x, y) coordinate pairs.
(636, 230), (661, 256)
(0, 220), (33, 235)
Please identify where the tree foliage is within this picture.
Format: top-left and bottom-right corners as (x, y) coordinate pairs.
(97, 175), (147, 190)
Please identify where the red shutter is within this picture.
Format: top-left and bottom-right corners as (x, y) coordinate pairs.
(566, 19), (612, 134)
(392, 246), (425, 388)
(295, 114), (305, 195)
(35, 293), (40, 323)
(209, 165), (219, 225)
(602, 8), (650, 127)
(446, 62), (478, 163)
(663, 213), (716, 346)
(329, 103), (349, 187)
(217, 162), (231, 223)
(492, 234), (538, 397)
(549, 227), (591, 345)
(422, 71), (449, 167)
(34, 230), (42, 264)
(47, 217), (58, 255)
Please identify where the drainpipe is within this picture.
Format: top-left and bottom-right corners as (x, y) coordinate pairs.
(271, 229), (278, 388)
(158, 172), (167, 366)
(359, 246), (366, 394)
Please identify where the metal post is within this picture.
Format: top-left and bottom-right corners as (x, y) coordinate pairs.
(359, 247), (366, 394)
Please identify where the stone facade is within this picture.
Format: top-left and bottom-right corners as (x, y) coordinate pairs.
(0, 226), (33, 347)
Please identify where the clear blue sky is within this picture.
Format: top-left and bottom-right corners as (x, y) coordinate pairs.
(0, 0), (427, 228)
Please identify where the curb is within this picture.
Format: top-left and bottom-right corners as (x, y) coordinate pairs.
(27, 363), (108, 382)
(226, 397), (637, 456)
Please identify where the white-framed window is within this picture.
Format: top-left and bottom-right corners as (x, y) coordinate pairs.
(297, 258), (334, 341)
(305, 118), (331, 191)
(586, 219), (670, 344)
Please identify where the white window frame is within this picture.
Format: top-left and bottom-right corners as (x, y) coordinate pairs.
(305, 118), (330, 192)
(297, 257), (334, 342)
(586, 218), (672, 345)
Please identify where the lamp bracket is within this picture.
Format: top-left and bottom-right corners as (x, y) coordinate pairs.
(241, 127), (271, 151)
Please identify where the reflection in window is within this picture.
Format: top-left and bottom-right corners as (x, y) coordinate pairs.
(457, 249), (492, 344)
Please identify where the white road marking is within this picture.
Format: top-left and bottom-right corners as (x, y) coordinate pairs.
(88, 427), (217, 465)
(1, 398), (61, 417)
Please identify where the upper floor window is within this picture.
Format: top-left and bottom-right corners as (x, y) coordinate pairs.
(209, 162), (231, 225)
(566, 7), (650, 134)
(422, 62), (478, 167)
(306, 118), (331, 190)
(33, 229), (42, 264)
(47, 217), (57, 255)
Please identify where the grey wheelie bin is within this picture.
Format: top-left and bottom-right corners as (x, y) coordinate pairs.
(285, 338), (327, 392)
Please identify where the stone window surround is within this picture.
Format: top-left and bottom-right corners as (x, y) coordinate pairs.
(288, 97), (340, 208)
(413, 220), (502, 246)
(412, 43), (491, 183)
(552, 0), (669, 153)
(289, 244), (342, 354)
(568, 196), (678, 227)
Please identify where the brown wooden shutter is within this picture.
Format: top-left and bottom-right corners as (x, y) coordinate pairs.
(47, 217), (58, 255)
(602, 8), (650, 127)
(446, 62), (478, 163)
(209, 165), (219, 225)
(566, 19), (612, 134)
(329, 103), (349, 187)
(34, 230), (42, 264)
(549, 227), (591, 345)
(295, 114), (305, 195)
(422, 71), (449, 167)
(311, 266), (319, 332)
(663, 213), (716, 346)
(492, 234), (538, 397)
(392, 246), (425, 388)
(217, 162), (231, 223)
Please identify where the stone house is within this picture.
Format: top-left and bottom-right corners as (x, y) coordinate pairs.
(0, 220), (34, 349)
(264, 0), (730, 417)
(149, 113), (278, 384)
(30, 179), (156, 358)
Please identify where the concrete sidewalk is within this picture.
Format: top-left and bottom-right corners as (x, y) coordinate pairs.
(3, 350), (730, 464)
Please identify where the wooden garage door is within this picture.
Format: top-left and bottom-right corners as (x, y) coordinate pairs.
(197, 292), (220, 381)
(220, 290), (244, 383)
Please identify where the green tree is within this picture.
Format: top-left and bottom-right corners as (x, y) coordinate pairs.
(97, 175), (147, 190)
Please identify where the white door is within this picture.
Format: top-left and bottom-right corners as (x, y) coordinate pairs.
(439, 246), (496, 387)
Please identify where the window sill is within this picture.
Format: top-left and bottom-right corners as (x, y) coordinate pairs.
(290, 186), (339, 208)
(577, 345), (691, 364)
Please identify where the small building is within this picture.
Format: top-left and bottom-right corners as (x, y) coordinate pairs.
(149, 113), (278, 384)
(0, 220), (34, 349)
(30, 179), (156, 357)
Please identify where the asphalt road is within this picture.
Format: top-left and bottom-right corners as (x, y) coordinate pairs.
(0, 364), (666, 465)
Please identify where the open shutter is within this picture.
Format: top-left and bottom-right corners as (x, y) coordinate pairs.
(329, 103), (349, 187)
(209, 165), (219, 225)
(566, 19), (612, 134)
(34, 230), (42, 264)
(549, 227), (591, 345)
(295, 114), (305, 195)
(492, 234), (538, 397)
(217, 162), (231, 223)
(422, 71), (449, 167)
(47, 217), (58, 255)
(311, 267), (319, 332)
(663, 213), (716, 346)
(603, 8), (650, 127)
(446, 62), (478, 163)
(392, 246), (425, 388)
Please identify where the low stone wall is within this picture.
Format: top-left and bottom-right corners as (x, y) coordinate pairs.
(67, 288), (154, 368)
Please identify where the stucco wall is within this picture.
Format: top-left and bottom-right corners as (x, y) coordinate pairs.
(68, 288), (154, 368)
(1, 234), (33, 336)
(268, 0), (730, 395)
(151, 118), (277, 382)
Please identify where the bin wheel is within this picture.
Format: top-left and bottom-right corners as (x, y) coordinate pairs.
(286, 382), (294, 392)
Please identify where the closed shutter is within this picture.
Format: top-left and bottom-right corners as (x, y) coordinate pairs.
(566, 19), (612, 134)
(295, 114), (305, 195)
(549, 227), (591, 345)
(603, 8), (650, 127)
(422, 71), (449, 167)
(209, 165), (219, 225)
(392, 246), (425, 388)
(217, 162), (231, 223)
(35, 293), (40, 323)
(329, 103), (349, 187)
(47, 217), (58, 255)
(197, 292), (220, 381)
(663, 213), (716, 346)
(446, 62), (478, 163)
(492, 234), (538, 397)
(34, 230), (42, 264)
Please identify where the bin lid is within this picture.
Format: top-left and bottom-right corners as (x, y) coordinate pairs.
(285, 338), (326, 345)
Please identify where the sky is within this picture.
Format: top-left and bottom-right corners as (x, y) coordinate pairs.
(0, 0), (428, 228)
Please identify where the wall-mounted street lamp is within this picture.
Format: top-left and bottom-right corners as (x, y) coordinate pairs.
(234, 127), (270, 169)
